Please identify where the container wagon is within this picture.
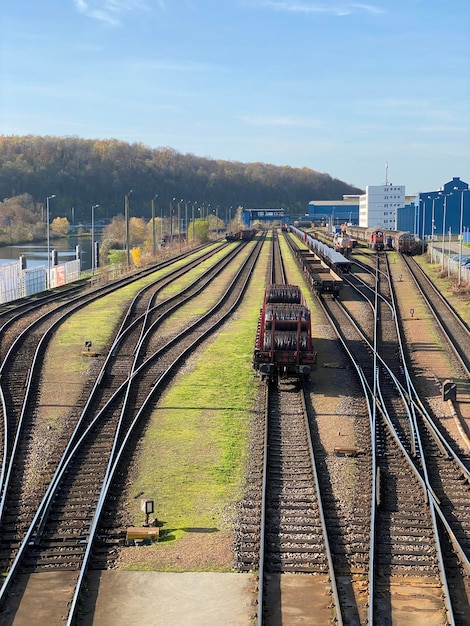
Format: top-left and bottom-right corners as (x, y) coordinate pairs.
(253, 284), (316, 384)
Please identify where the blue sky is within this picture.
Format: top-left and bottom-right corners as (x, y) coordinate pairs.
(1, 0), (469, 194)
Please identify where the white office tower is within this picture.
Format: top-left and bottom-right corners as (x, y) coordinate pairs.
(359, 184), (405, 228)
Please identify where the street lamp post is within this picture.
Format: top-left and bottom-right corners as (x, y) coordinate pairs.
(427, 195), (436, 263)
(191, 202), (197, 240)
(421, 198), (426, 253)
(46, 194), (56, 288)
(151, 194), (158, 256)
(441, 194), (448, 273)
(177, 199), (183, 250)
(448, 228), (452, 277)
(170, 198), (176, 244)
(125, 189), (133, 267)
(91, 204), (99, 275)
(458, 190), (468, 285)
(185, 201), (189, 246)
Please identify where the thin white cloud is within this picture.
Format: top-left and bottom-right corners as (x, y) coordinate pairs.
(74, 0), (162, 25)
(241, 114), (324, 128)
(248, 1), (384, 16)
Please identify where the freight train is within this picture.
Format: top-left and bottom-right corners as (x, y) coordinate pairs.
(225, 228), (257, 242)
(293, 247), (343, 297)
(253, 284), (316, 384)
(289, 225), (352, 273)
(342, 225), (422, 254)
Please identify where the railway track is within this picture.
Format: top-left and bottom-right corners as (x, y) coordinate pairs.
(2, 227), (469, 623)
(0, 233), (265, 623)
(245, 231), (470, 622)
(320, 250), (470, 623)
(0, 243), (232, 552)
(403, 255), (470, 377)
(236, 232), (343, 624)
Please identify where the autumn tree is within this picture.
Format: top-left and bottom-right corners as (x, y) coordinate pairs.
(0, 193), (44, 244)
(0, 135), (363, 227)
(51, 216), (70, 237)
(130, 247), (142, 267)
(188, 218), (209, 242)
(129, 216), (146, 245)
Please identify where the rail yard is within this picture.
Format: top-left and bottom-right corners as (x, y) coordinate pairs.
(0, 228), (469, 625)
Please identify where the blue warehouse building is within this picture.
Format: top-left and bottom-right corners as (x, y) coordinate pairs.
(307, 198), (360, 226)
(307, 177), (469, 243)
(414, 177), (469, 242)
(242, 208), (285, 226)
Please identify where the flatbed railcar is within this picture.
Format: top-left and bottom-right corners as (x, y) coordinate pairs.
(253, 284), (316, 383)
(288, 225), (352, 273)
(295, 248), (343, 297)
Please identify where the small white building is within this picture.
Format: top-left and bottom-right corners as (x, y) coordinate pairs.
(359, 184), (405, 228)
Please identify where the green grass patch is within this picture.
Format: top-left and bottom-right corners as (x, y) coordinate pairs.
(126, 239), (270, 542)
(47, 245), (226, 370)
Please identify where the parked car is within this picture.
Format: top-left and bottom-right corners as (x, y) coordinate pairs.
(451, 254), (470, 265)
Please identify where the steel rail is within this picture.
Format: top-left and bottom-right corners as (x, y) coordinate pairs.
(66, 235), (265, 625)
(354, 255), (470, 479)
(402, 254), (470, 376)
(256, 383), (269, 626)
(0, 243), (232, 522)
(32, 238), (261, 543)
(375, 254), (454, 624)
(0, 235), (264, 610)
(318, 259), (451, 624)
(1, 239), (250, 597)
(300, 384), (343, 625)
(315, 295), (376, 623)
(345, 259), (470, 480)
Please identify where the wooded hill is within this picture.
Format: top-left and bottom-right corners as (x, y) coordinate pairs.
(0, 135), (362, 224)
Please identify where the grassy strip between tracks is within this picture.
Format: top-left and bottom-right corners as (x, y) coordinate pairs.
(38, 235), (269, 572)
(119, 238), (269, 571)
(39, 244), (224, 421)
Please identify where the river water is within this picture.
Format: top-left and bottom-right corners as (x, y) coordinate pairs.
(0, 236), (95, 271)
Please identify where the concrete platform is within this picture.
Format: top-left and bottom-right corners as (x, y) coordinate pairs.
(4, 571), (256, 626)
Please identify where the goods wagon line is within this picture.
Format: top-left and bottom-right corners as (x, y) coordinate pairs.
(282, 227), (344, 298)
(243, 233), (342, 622)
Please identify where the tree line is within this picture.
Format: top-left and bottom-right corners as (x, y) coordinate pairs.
(0, 135), (362, 229)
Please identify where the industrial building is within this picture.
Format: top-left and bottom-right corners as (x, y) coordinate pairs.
(307, 177), (469, 242)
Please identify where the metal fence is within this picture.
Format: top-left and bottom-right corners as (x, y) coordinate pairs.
(0, 259), (81, 304)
